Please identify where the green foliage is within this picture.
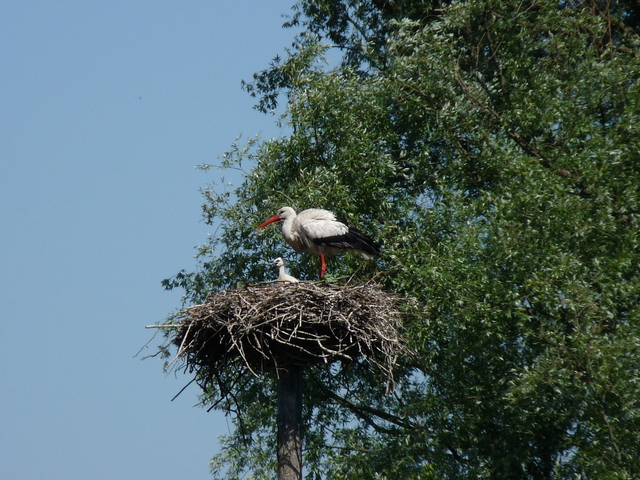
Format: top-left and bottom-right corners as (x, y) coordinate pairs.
(163, 0), (640, 478)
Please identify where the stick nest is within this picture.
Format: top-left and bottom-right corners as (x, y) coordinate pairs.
(169, 282), (408, 382)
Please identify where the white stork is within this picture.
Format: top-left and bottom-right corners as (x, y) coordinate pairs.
(257, 207), (381, 278)
(273, 257), (299, 283)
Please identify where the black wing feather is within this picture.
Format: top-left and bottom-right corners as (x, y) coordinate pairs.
(313, 224), (381, 256)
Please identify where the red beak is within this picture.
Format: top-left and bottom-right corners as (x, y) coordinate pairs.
(257, 214), (281, 229)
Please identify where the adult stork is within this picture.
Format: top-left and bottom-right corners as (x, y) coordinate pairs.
(273, 257), (299, 283)
(257, 207), (381, 278)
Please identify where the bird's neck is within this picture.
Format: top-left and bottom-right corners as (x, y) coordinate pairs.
(281, 217), (296, 239)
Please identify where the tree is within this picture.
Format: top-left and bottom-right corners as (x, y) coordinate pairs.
(163, 0), (640, 478)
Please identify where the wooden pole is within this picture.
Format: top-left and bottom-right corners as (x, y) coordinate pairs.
(277, 365), (303, 480)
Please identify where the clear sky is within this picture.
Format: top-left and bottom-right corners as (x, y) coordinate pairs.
(1, 2), (297, 479)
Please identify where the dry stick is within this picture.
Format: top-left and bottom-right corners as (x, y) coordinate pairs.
(167, 321), (195, 369)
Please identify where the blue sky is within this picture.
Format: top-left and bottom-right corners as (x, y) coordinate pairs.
(1, 2), (297, 478)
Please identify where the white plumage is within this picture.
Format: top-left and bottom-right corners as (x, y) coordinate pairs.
(273, 257), (299, 283)
(258, 206), (381, 278)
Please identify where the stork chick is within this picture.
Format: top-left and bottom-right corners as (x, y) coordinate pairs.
(273, 257), (299, 283)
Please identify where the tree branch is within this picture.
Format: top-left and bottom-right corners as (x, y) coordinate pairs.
(314, 378), (469, 464)
(314, 379), (412, 432)
(454, 69), (592, 198)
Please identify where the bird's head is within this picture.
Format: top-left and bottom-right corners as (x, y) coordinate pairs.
(273, 257), (285, 268)
(257, 206), (295, 229)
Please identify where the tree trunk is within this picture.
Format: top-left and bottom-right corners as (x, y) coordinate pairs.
(277, 365), (303, 480)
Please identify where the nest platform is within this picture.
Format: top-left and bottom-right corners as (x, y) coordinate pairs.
(169, 282), (407, 381)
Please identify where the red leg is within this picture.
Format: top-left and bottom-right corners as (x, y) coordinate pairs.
(319, 253), (327, 279)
